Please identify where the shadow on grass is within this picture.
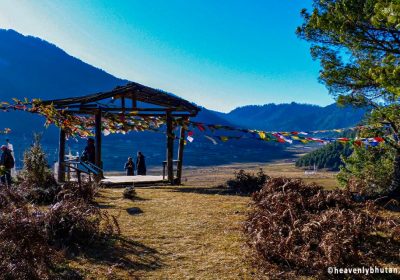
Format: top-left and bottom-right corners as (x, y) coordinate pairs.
(79, 236), (162, 272)
(126, 207), (143, 215)
(125, 196), (150, 201)
(97, 203), (115, 209)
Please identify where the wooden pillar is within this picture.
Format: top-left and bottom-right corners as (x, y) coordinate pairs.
(121, 96), (126, 113)
(166, 111), (174, 184)
(57, 128), (66, 182)
(95, 109), (103, 178)
(131, 93), (137, 108)
(176, 118), (187, 185)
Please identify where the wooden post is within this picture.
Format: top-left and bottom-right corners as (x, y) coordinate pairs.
(121, 96), (126, 116)
(95, 109), (103, 179)
(121, 96), (125, 109)
(57, 128), (66, 182)
(166, 111), (174, 184)
(132, 93), (137, 108)
(176, 119), (187, 185)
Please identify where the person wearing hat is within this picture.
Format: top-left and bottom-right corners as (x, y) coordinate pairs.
(0, 145), (14, 186)
(124, 157), (135, 176)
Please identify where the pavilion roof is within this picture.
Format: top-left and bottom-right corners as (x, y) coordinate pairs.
(42, 81), (200, 115)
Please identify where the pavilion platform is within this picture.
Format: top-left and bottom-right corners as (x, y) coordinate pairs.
(101, 175), (166, 187)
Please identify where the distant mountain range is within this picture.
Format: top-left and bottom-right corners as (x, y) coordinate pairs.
(218, 103), (366, 131)
(0, 29), (367, 170)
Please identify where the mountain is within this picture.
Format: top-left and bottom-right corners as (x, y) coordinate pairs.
(0, 29), (234, 132)
(0, 29), (368, 171)
(218, 102), (366, 131)
(0, 29), (126, 100)
(0, 29), (289, 170)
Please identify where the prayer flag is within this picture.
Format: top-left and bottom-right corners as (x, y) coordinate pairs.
(204, 135), (218, 145)
(196, 123), (206, 132)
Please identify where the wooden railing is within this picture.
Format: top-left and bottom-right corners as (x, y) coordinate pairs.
(63, 158), (103, 185)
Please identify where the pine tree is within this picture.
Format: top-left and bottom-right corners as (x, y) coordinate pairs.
(298, 0), (400, 196)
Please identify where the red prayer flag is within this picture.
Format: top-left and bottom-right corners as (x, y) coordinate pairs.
(196, 123), (205, 132)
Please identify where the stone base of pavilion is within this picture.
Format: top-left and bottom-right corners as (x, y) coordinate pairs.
(101, 175), (166, 187)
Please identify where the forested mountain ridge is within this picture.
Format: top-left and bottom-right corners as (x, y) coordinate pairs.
(218, 102), (367, 131)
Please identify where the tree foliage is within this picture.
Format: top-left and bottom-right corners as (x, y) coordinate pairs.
(298, 0), (400, 196)
(296, 142), (353, 171)
(338, 145), (394, 196)
(20, 134), (53, 184)
(18, 134), (60, 203)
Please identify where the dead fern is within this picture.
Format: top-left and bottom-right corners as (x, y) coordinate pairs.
(244, 177), (400, 278)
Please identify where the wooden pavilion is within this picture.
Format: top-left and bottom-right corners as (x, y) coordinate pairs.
(42, 82), (200, 185)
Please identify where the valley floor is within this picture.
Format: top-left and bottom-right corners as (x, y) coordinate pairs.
(69, 162), (339, 279)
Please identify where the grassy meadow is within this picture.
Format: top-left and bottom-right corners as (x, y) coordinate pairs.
(68, 162), (340, 279)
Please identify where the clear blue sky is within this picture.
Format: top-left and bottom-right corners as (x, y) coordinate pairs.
(0, 0), (334, 112)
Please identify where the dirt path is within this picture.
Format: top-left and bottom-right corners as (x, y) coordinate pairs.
(71, 186), (259, 279)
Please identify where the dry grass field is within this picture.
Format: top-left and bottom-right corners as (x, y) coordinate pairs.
(68, 163), (342, 279)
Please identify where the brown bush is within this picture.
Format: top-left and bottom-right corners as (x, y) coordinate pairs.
(17, 177), (61, 204)
(0, 188), (64, 280)
(55, 181), (98, 203)
(226, 169), (269, 194)
(44, 198), (120, 252)
(244, 177), (399, 278)
(0, 185), (119, 279)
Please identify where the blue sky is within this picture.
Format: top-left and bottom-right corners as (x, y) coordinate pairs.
(0, 0), (334, 112)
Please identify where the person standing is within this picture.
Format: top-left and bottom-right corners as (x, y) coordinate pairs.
(6, 139), (16, 177)
(0, 145), (14, 186)
(124, 157), (135, 176)
(82, 138), (96, 164)
(136, 151), (146, 175)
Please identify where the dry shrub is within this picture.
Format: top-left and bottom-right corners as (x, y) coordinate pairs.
(44, 198), (120, 252)
(0, 188), (64, 280)
(56, 181), (98, 203)
(227, 169), (269, 194)
(244, 177), (399, 278)
(17, 177), (61, 204)
(123, 186), (137, 200)
(0, 184), (119, 279)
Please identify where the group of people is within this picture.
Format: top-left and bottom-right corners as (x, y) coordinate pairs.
(124, 152), (146, 176)
(82, 138), (146, 176)
(0, 139), (15, 186)
(0, 136), (148, 185)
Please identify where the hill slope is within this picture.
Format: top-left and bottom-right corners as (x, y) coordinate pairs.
(219, 102), (366, 131)
(0, 29), (126, 100)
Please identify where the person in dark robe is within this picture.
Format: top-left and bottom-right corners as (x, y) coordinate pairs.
(0, 145), (14, 186)
(136, 151), (146, 175)
(82, 138), (95, 164)
(124, 157), (135, 176)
